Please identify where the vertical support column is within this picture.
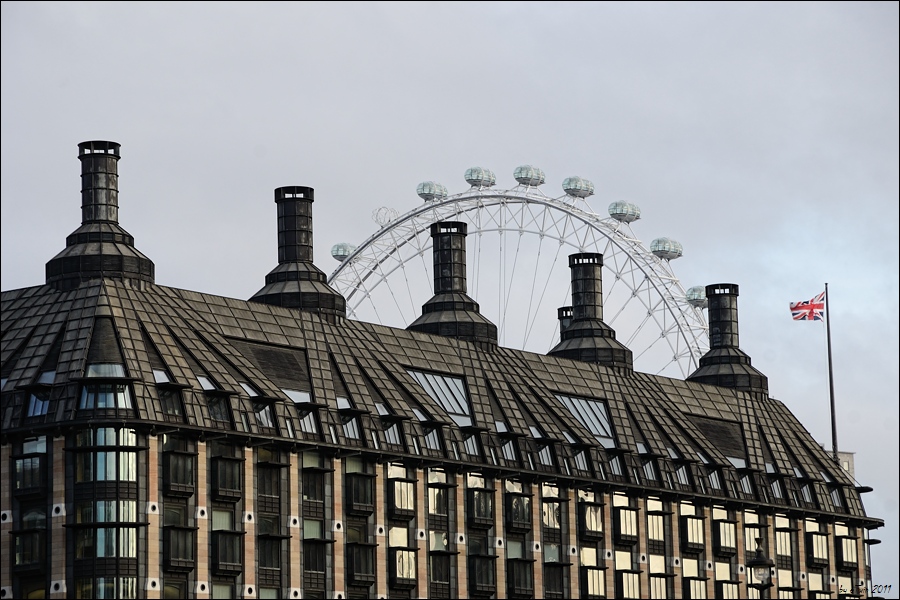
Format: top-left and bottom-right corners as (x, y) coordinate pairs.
(602, 496), (615, 599)
(242, 447), (256, 599)
(670, 503), (683, 600)
(146, 436), (161, 599)
(735, 511), (747, 590)
(566, 490), (579, 598)
(288, 453), (302, 597)
(415, 468), (428, 599)
(796, 520), (808, 596)
(195, 441), (210, 599)
(494, 483), (506, 597)
(455, 473), (468, 598)
(532, 488), (544, 599)
(375, 467), (387, 599)
(50, 436), (67, 599)
(0, 444), (12, 591)
(332, 457), (345, 598)
(703, 507), (715, 599)
(636, 497), (649, 599)
(764, 516), (777, 593)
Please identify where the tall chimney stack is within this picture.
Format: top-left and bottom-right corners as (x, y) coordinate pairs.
(45, 141), (155, 291)
(687, 284), (768, 394)
(407, 222), (497, 348)
(250, 186), (346, 321)
(548, 253), (632, 371)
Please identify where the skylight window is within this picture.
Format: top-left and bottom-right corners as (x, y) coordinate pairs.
(37, 370), (56, 385)
(727, 456), (747, 469)
(283, 389), (310, 404)
(407, 370), (472, 427)
(197, 376), (216, 391)
(86, 363), (126, 378)
(152, 369), (170, 384)
(555, 394), (616, 448)
(239, 382), (259, 397)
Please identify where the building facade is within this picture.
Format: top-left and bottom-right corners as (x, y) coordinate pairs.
(0, 141), (883, 599)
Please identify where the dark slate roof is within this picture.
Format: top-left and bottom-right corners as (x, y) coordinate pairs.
(0, 278), (880, 527)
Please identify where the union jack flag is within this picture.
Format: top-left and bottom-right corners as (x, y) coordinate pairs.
(790, 291), (826, 321)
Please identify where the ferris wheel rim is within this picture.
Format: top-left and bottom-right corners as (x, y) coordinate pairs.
(327, 186), (708, 375)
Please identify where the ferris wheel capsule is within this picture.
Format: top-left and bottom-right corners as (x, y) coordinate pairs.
(513, 165), (545, 186)
(608, 201), (642, 223)
(417, 181), (448, 202)
(465, 167), (496, 188)
(562, 176), (595, 198)
(686, 286), (708, 309)
(651, 237), (683, 260)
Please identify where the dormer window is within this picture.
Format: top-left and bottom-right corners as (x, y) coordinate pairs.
(85, 363), (126, 378)
(408, 370), (473, 427)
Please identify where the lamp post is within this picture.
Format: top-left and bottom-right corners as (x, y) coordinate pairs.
(746, 537), (775, 596)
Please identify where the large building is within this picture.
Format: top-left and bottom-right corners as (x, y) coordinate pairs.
(0, 141), (883, 599)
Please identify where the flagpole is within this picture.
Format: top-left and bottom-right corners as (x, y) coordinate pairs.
(825, 282), (839, 464)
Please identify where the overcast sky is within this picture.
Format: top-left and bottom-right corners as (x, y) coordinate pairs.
(2, 1), (898, 591)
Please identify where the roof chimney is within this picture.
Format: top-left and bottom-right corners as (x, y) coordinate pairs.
(407, 222), (497, 348)
(45, 141), (155, 291)
(548, 253), (633, 371)
(250, 186), (346, 321)
(687, 284), (768, 394)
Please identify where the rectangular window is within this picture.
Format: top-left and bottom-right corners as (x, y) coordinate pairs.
(428, 485), (448, 515)
(164, 453), (194, 495)
(617, 571), (640, 600)
(615, 507), (638, 543)
(164, 528), (194, 564)
(302, 470), (324, 502)
(507, 494), (532, 530)
(543, 501), (562, 529)
(14, 531), (46, 566)
(259, 537), (282, 569)
(212, 458), (241, 499)
(682, 515), (705, 552)
(582, 565), (605, 597)
(158, 388), (183, 417)
(347, 473), (374, 514)
(430, 553), (451, 583)
(469, 489), (493, 526)
(391, 479), (415, 516)
(807, 532), (829, 565)
(27, 393), (50, 417)
(715, 520), (737, 555)
(207, 397), (231, 422)
(392, 548), (416, 582)
(15, 456), (45, 490)
(349, 544), (376, 584)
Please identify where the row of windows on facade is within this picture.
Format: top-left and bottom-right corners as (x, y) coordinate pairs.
(20, 363), (851, 515)
(11, 432), (866, 599)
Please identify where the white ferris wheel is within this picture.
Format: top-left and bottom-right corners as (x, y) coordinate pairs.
(327, 166), (709, 379)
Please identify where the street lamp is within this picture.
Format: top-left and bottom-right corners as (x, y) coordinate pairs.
(746, 537), (775, 593)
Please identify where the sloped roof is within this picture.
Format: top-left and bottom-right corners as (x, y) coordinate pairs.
(0, 278), (879, 527)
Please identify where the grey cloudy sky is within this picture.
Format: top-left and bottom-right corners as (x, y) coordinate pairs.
(2, 1), (898, 590)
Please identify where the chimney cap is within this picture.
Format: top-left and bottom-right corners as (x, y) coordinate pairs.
(568, 253), (602, 267)
(275, 186), (314, 202)
(430, 222), (467, 237)
(706, 283), (739, 296)
(78, 140), (120, 157)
